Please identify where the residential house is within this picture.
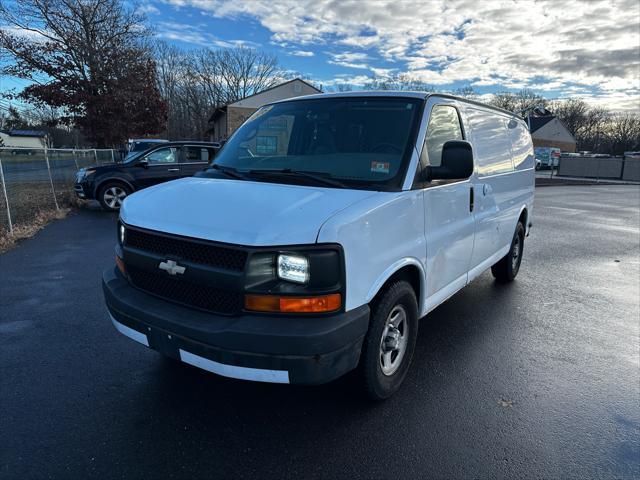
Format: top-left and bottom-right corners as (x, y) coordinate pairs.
(209, 78), (321, 142)
(528, 116), (576, 152)
(0, 129), (48, 149)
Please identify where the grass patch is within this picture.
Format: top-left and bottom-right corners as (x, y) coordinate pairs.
(0, 208), (71, 253)
(0, 180), (83, 253)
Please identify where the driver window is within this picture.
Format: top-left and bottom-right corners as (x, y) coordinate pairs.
(146, 147), (178, 164)
(422, 106), (463, 167)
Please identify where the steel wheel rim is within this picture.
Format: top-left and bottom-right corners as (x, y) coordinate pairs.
(103, 186), (126, 209)
(512, 234), (521, 271)
(379, 304), (409, 376)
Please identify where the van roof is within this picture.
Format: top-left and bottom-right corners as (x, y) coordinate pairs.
(271, 91), (519, 118)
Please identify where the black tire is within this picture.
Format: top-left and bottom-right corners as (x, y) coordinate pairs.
(491, 222), (525, 282)
(358, 280), (418, 400)
(98, 182), (131, 211)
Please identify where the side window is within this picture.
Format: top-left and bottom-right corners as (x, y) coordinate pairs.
(422, 105), (463, 167)
(145, 147), (178, 165)
(467, 109), (514, 176)
(184, 146), (210, 163)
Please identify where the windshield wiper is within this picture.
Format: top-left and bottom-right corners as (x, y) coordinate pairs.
(210, 164), (248, 181)
(246, 168), (348, 188)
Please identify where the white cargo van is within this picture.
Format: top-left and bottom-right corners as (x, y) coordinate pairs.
(104, 92), (534, 399)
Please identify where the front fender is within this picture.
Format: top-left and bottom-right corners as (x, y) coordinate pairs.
(317, 190), (426, 312)
(365, 257), (426, 312)
(93, 174), (136, 197)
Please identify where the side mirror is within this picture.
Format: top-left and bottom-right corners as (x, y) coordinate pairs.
(138, 159), (149, 168)
(425, 140), (474, 181)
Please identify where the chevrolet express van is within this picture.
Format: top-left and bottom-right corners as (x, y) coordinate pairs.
(103, 92), (534, 399)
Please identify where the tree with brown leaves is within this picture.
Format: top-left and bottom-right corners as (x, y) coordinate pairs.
(0, 0), (167, 147)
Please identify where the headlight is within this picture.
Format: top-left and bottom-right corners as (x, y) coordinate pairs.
(76, 169), (95, 182)
(118, 223), (126, 245)
(277, 254), (309, 284)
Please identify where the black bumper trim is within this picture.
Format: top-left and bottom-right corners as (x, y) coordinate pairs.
(103, 268), (370, 384)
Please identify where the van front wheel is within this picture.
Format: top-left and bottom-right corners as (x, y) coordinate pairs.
(358, 280), (418, 400)
(491, 222), (525, 282)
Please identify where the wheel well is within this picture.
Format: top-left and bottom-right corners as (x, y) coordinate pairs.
(374, 265), (421, 309)
(518, 208), (528, 227)
(96, 179), (132, 197)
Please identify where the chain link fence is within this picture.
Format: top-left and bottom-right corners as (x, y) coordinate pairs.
(0, 147), (119, 235)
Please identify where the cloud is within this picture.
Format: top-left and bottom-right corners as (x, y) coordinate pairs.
(326, 51), (371, 69)
(137, 3), (161, 15)
(155, 21), (260, 48)
(370, 67), (395, 78)
(289, 50), (314, 57)
(0, 26), (48, 42)
(320, 74), (373, 88)
(160, 0), (640, 109)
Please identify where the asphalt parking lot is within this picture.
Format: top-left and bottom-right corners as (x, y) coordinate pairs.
(1, 185), (639, 479)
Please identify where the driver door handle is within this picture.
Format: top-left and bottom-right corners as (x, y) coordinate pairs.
(167, 168), (180, 172)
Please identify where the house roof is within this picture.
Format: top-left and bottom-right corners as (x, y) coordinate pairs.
(208, 78), (321, 122)
(227, 78), (321, 107)
(528, 116), (555, 133)
(210, 105), (228, 122)
(2, 129), (47, 137)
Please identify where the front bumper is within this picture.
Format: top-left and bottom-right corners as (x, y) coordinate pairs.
(103, 267), (370, 385)
(74, 182), (92, 199)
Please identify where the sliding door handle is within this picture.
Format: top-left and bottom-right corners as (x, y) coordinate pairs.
(469, 186), (474, 212)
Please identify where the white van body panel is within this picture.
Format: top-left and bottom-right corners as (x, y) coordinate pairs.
(120, 177), (376, 246)
(461, 104), (534, 274)
(317, 190), (426, 312)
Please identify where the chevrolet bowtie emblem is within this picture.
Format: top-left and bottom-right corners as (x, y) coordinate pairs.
(158, 259), (186, 275)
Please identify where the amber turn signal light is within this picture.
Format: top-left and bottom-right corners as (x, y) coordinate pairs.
(244, 293), (341, 313)
(115, 254), (126, 275)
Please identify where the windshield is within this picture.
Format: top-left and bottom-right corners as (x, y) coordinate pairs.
(209, 97), (423, 190)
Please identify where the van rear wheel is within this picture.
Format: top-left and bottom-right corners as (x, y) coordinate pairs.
(358, 280), (418, 400)
(491, 222), (525, 282)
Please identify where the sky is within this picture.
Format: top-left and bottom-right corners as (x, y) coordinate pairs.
(2, 0), (640, 112)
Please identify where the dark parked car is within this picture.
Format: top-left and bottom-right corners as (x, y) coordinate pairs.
(74, 141), (221, 211)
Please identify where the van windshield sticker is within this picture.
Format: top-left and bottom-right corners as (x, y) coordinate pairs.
(371, 161), (390, 174)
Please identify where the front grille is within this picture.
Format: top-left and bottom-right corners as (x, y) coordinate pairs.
(127, 265), (242, 315)
(125, 228), (247, 272)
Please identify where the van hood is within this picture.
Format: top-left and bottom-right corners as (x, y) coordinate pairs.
(120, 177), (377, 246)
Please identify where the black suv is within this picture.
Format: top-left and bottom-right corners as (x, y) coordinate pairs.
(74, 141), (221, 211)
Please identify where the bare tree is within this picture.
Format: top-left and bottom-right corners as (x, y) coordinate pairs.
(364, 74), (434, 92)
(489, 89), (547, 113)
(452, 86), (478, 99)
(216, 47), (281, 103)
(608, 113), (640, 154)
(549, 98), (590, 137)
(578, 106), (610, 152)
(489, 92), (519, 111)
(153, 44), (282, 140)
(336, 83), (354, 92)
